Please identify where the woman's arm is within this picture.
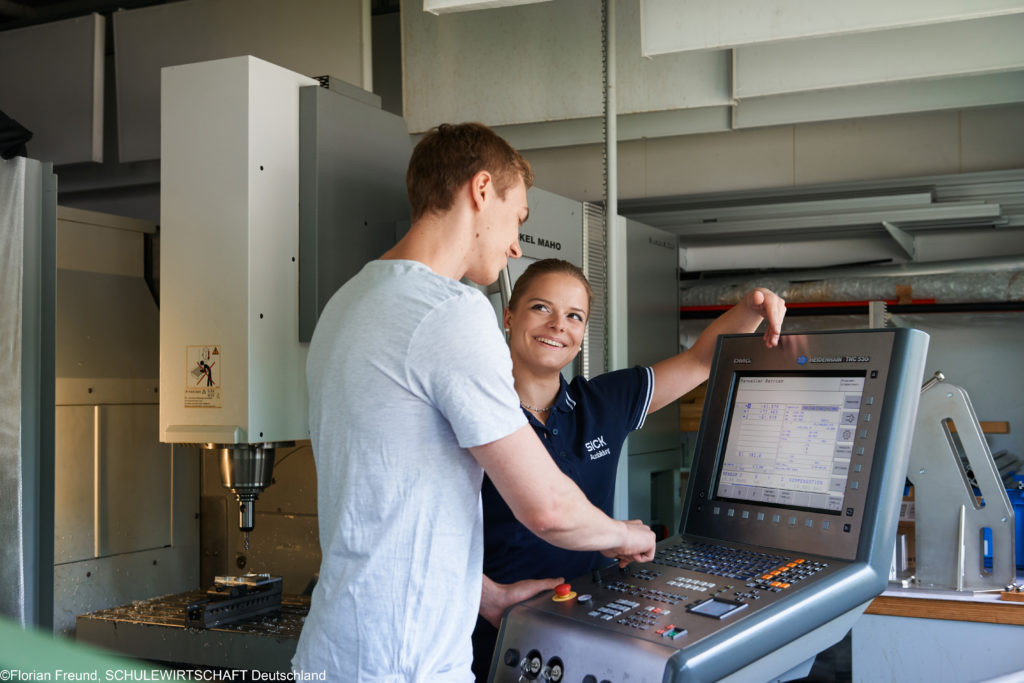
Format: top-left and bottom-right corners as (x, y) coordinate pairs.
(647, 288), (786, 414)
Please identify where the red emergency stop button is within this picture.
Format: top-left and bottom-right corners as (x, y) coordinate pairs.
(552, 583), (576, 602)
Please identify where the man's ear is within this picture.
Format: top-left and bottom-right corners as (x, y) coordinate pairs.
(470, 170), (493, 211)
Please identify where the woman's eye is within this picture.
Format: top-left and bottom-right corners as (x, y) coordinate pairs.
(531, 304), (548, 312)
(568, 313), (583, 322)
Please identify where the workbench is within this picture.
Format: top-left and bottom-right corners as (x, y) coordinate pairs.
(852, 582), (1024, 681)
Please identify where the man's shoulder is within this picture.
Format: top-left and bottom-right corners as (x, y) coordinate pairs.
(354, 259), (482, 304)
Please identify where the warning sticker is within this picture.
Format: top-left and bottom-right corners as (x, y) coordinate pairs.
(186, 345), (222, 408)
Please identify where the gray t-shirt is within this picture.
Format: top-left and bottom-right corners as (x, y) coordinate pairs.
(293, 260), (526, 681)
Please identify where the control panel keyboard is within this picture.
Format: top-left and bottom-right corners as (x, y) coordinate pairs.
(654, 540), (828, 590)
(491, 542), (846, 682)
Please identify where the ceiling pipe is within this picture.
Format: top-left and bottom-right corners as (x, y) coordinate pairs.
(679, 256), (1024, 307)
(686, 255), (1024, 288)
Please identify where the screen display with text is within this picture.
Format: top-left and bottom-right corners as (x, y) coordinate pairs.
(715, 373), (865, 514)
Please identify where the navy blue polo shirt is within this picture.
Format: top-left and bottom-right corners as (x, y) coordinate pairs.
(481, 366), (654, 584)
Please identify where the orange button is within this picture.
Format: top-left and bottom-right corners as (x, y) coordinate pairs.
(555, 583), (571, 597)
(778, 582), (791, 589)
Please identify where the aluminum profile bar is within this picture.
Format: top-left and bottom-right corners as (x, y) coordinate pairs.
(669, 203), (1003, 239)
(636, 191), (936, 227)
(881, 221), (916, 260)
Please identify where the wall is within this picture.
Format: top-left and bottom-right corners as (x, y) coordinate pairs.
(1, 0), (372, 222)
(522, 104), (1024, 202)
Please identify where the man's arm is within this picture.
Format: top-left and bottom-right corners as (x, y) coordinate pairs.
(480, 574), (564, 628)
(470, 425), (655, 563)
(647, 288), (786, 414)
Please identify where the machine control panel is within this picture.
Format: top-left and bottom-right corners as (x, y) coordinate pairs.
(491, 329), (929, 682)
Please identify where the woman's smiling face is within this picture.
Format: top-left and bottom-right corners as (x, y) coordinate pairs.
(504, 271), (589, 374)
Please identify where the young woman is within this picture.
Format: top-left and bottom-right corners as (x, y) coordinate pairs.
(471, 258), (787, 679)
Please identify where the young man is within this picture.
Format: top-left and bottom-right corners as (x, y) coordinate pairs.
(292, 123), (656, 681)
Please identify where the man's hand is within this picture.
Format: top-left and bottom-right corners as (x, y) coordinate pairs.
(480, 574), (564, 628)
(601, 519), (656, 567)
(744, 288), (786, 348)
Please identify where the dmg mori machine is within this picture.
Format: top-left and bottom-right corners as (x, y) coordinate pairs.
(491, 328), (929, 683)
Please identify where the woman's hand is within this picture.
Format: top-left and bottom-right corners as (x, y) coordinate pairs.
(744, 288), (787, 347)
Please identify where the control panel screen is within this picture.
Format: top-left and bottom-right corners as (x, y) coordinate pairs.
(714, 373), (865, 515)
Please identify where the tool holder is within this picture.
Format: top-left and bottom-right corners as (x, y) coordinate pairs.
(907, 372), (1016, 591)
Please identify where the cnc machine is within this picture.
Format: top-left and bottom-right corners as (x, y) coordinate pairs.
(158, 55), (411, 547)
(76, 56), (412, 669)
(491, 329), (929, 682)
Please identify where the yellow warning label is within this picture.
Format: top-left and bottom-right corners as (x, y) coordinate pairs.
(186, 345), (222, 408)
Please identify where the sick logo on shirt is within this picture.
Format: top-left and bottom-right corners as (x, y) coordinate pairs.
(585, 435), (611, 460)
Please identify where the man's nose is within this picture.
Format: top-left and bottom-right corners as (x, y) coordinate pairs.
(509, 239), (523, 259)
